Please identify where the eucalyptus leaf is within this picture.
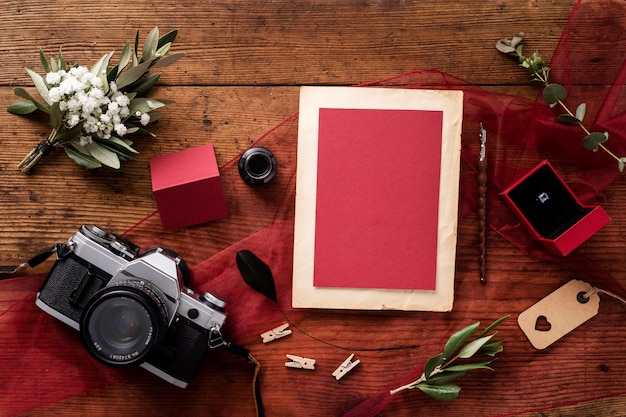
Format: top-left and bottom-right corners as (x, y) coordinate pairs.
(495, 40), (516, 54)
(7, 100), (37, 115)
(619, 158), (626, 172)
(543, 83), (567, 105)
(84, 142), (121, 169)
(25, 68), (51, 105)
(582, 132), (608, 151)
(13, 87), (50, 113)
(511, 32), (524, 47)
(417, 383), (461, 402)
(443, 321), (479, 360)
(65, 146), (102, 169)
(575, 102), (587, 122)
(423, 353), (444, 379)
(557, 114), (580, 125)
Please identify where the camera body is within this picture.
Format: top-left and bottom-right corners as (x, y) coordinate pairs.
(35, 225), (226, 388)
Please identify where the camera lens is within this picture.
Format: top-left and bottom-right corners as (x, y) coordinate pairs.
(238, 147), (277, 184)
(80, 283), (168, 367)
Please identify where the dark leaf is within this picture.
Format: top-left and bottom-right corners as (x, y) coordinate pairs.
(426, 371), (465, 386)
(417, 383), (461, 402)
(7, 100), (37, 115)
(158, 29), (178, 49)
(443, 321), (479, 360)
(39, 50), (50, 73)
(64, 146), (102, 169)
(127, 73), (161, 97)
(423, 353), (444, 379)
(478, 315), (509, 337)
(13, 87), (50, 114)
(556, 114), (580, 125)
(236, 250), (277, 303)
(582, 132), (608, 151)
(543, 83), (567, 105)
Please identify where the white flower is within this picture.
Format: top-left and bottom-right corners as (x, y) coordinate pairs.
(115, 93), (130, 107)
(114, 123), (127, 136)
(109, 81), (118, 93)
(78, 135), (92, 146)
(140, 113), (150, 126)
(48, 87), (62, 103)
(46, 72), (62, 85)
(67, 114), (80, 128)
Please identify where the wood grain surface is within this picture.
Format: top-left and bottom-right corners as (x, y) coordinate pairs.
(3, 1), (626, 416)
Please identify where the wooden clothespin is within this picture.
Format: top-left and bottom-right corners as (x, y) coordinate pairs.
(285, 354), (316, 370)
(332, 354), (360, 380)
(260, 323), (292, 344)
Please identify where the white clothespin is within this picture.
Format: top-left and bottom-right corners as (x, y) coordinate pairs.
(285, 354), (316, 370)
(260, 323), (292, 344)
(332, 354), (360, 380)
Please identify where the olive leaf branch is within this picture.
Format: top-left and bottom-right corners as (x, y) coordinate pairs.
(496, 32), (626, 172)
(389, 315), (508, 401)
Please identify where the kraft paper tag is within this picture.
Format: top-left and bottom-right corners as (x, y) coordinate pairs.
(518, 280), (600, 350)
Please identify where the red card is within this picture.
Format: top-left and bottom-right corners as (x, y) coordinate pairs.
(313, 108), (443, 290)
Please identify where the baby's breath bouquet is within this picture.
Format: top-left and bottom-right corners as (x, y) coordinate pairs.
(8, 27), (183, 173)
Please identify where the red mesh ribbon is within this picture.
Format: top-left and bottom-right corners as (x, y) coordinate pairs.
(2, 0), (626, 414)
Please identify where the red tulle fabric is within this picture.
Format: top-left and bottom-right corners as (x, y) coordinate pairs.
(2, 0), (626, 415)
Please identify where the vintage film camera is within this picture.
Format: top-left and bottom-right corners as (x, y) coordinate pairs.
(35, 225), (227, 388)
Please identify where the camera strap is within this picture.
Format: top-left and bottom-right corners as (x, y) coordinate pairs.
(208, 328), (265, 417)
(0, 244), (69, 276)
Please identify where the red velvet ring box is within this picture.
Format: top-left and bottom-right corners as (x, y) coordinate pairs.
(500, 160), (610, 256)
(149, 144), (229, 230)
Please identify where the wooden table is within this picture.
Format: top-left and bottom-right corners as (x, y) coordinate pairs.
(2, 1), (626, 416)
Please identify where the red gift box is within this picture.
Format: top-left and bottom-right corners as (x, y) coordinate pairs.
(149, 144), (228, 230)
(500, 160), (610, 256)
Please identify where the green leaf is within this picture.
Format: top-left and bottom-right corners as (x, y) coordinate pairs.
(107, 136), (139, 154)
(155, 42), (171, 58)
(25, 68), (51, 105)
(478, 315), (509, 338)
(90, 51), (115, 93)
(142, 27), (159, 62)
(445, 360), (494, 372)
(116, 59), (154, 90)
(495, 39), (515, 54)
(7, 100), (37, 115)
(127, 73), (161, 97)
(151, 52), (184, 69)
(13, 87), (50, 113)
(158, 29), (178, 49)
(58, 48), (65, 71)
(478, 340), (504, 357)
(417, 383), (461, 402)
(576, 103), (587, 122)
(582, 132), (608, 151)
(65, 146), (102, 169)
(619, 158), (626, 172)
(128, 97), (166, 114)
(426, 371), (465, 386)
(49, 102), (63, 130)
(39, 50), (50, 73)
(458, 334), (495, 359)
(52, 121), (85, 145)
(423, 353), (444, 379)
(84, 142), (121, 169)
(543, 83), (567, 105)
(511, 32), (525, 48)
(443, 321), (479, 360)
(117, 42), (133, 76)
(557, 114), (580, 125)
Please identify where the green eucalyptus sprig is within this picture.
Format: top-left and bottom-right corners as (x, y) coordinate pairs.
(8, 27), (183, 173)
(389, 315), (508, 401)
(496, 32), (626, 172)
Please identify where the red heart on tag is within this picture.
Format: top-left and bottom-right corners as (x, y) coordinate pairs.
(534, 315), (552, 332)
